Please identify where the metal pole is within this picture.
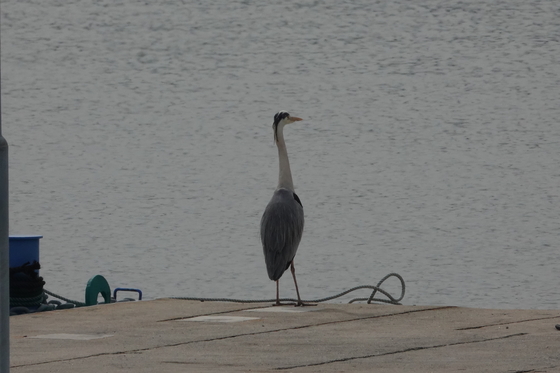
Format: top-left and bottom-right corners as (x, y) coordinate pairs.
(0, 94), (10, 371)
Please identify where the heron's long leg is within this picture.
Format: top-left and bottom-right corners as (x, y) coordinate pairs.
(273, 278), (297, 306)
(290, 261), (316, 307)
(290, 261), (303, 306)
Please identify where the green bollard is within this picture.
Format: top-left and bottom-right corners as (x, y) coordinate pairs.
(85, 275), (111, 306)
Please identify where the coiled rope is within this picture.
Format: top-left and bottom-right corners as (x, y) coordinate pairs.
(11, 290), (84, 308)
(9, 293), (46, 307)
(171, 273), (405, 305)
(10, 289), (85, 315)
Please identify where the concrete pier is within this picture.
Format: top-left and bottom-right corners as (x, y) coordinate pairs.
(9, 299), (560, 372)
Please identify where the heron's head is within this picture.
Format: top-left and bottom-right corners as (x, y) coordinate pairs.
(272, 111), (303, 142)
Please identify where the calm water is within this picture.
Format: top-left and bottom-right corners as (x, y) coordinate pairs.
(2, 0), (559, 309)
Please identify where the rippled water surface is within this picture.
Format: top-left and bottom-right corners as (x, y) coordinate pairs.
(2, 0), (559, 309)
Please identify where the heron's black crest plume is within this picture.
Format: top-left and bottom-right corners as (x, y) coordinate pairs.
(273, 111), (290, 142)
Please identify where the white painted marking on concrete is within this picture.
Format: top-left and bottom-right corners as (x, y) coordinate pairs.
(246, 307), (319, 313)
(181, 315), (260, 323)
(29, 333), (113, 340)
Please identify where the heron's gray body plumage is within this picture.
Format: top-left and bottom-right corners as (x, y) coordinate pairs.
(261, 188), (304, 281)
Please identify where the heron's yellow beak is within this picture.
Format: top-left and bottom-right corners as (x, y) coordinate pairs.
(290, 116), (303, 122)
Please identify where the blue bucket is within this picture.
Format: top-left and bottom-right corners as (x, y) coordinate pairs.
(9, 235), (43, 268)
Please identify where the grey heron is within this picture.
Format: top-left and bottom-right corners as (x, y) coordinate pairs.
(261, 111), (309, 306)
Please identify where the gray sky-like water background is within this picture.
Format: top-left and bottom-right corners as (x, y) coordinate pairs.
(2, 0), (559, 309)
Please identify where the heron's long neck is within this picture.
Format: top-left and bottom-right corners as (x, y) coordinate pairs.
(275, 126), (294, 191)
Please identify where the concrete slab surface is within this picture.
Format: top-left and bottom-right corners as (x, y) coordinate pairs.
(9, 299), (560, 372)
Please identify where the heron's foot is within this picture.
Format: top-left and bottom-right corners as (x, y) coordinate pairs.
(295, 302), (317, 307)
(273, 301), (297, 307)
